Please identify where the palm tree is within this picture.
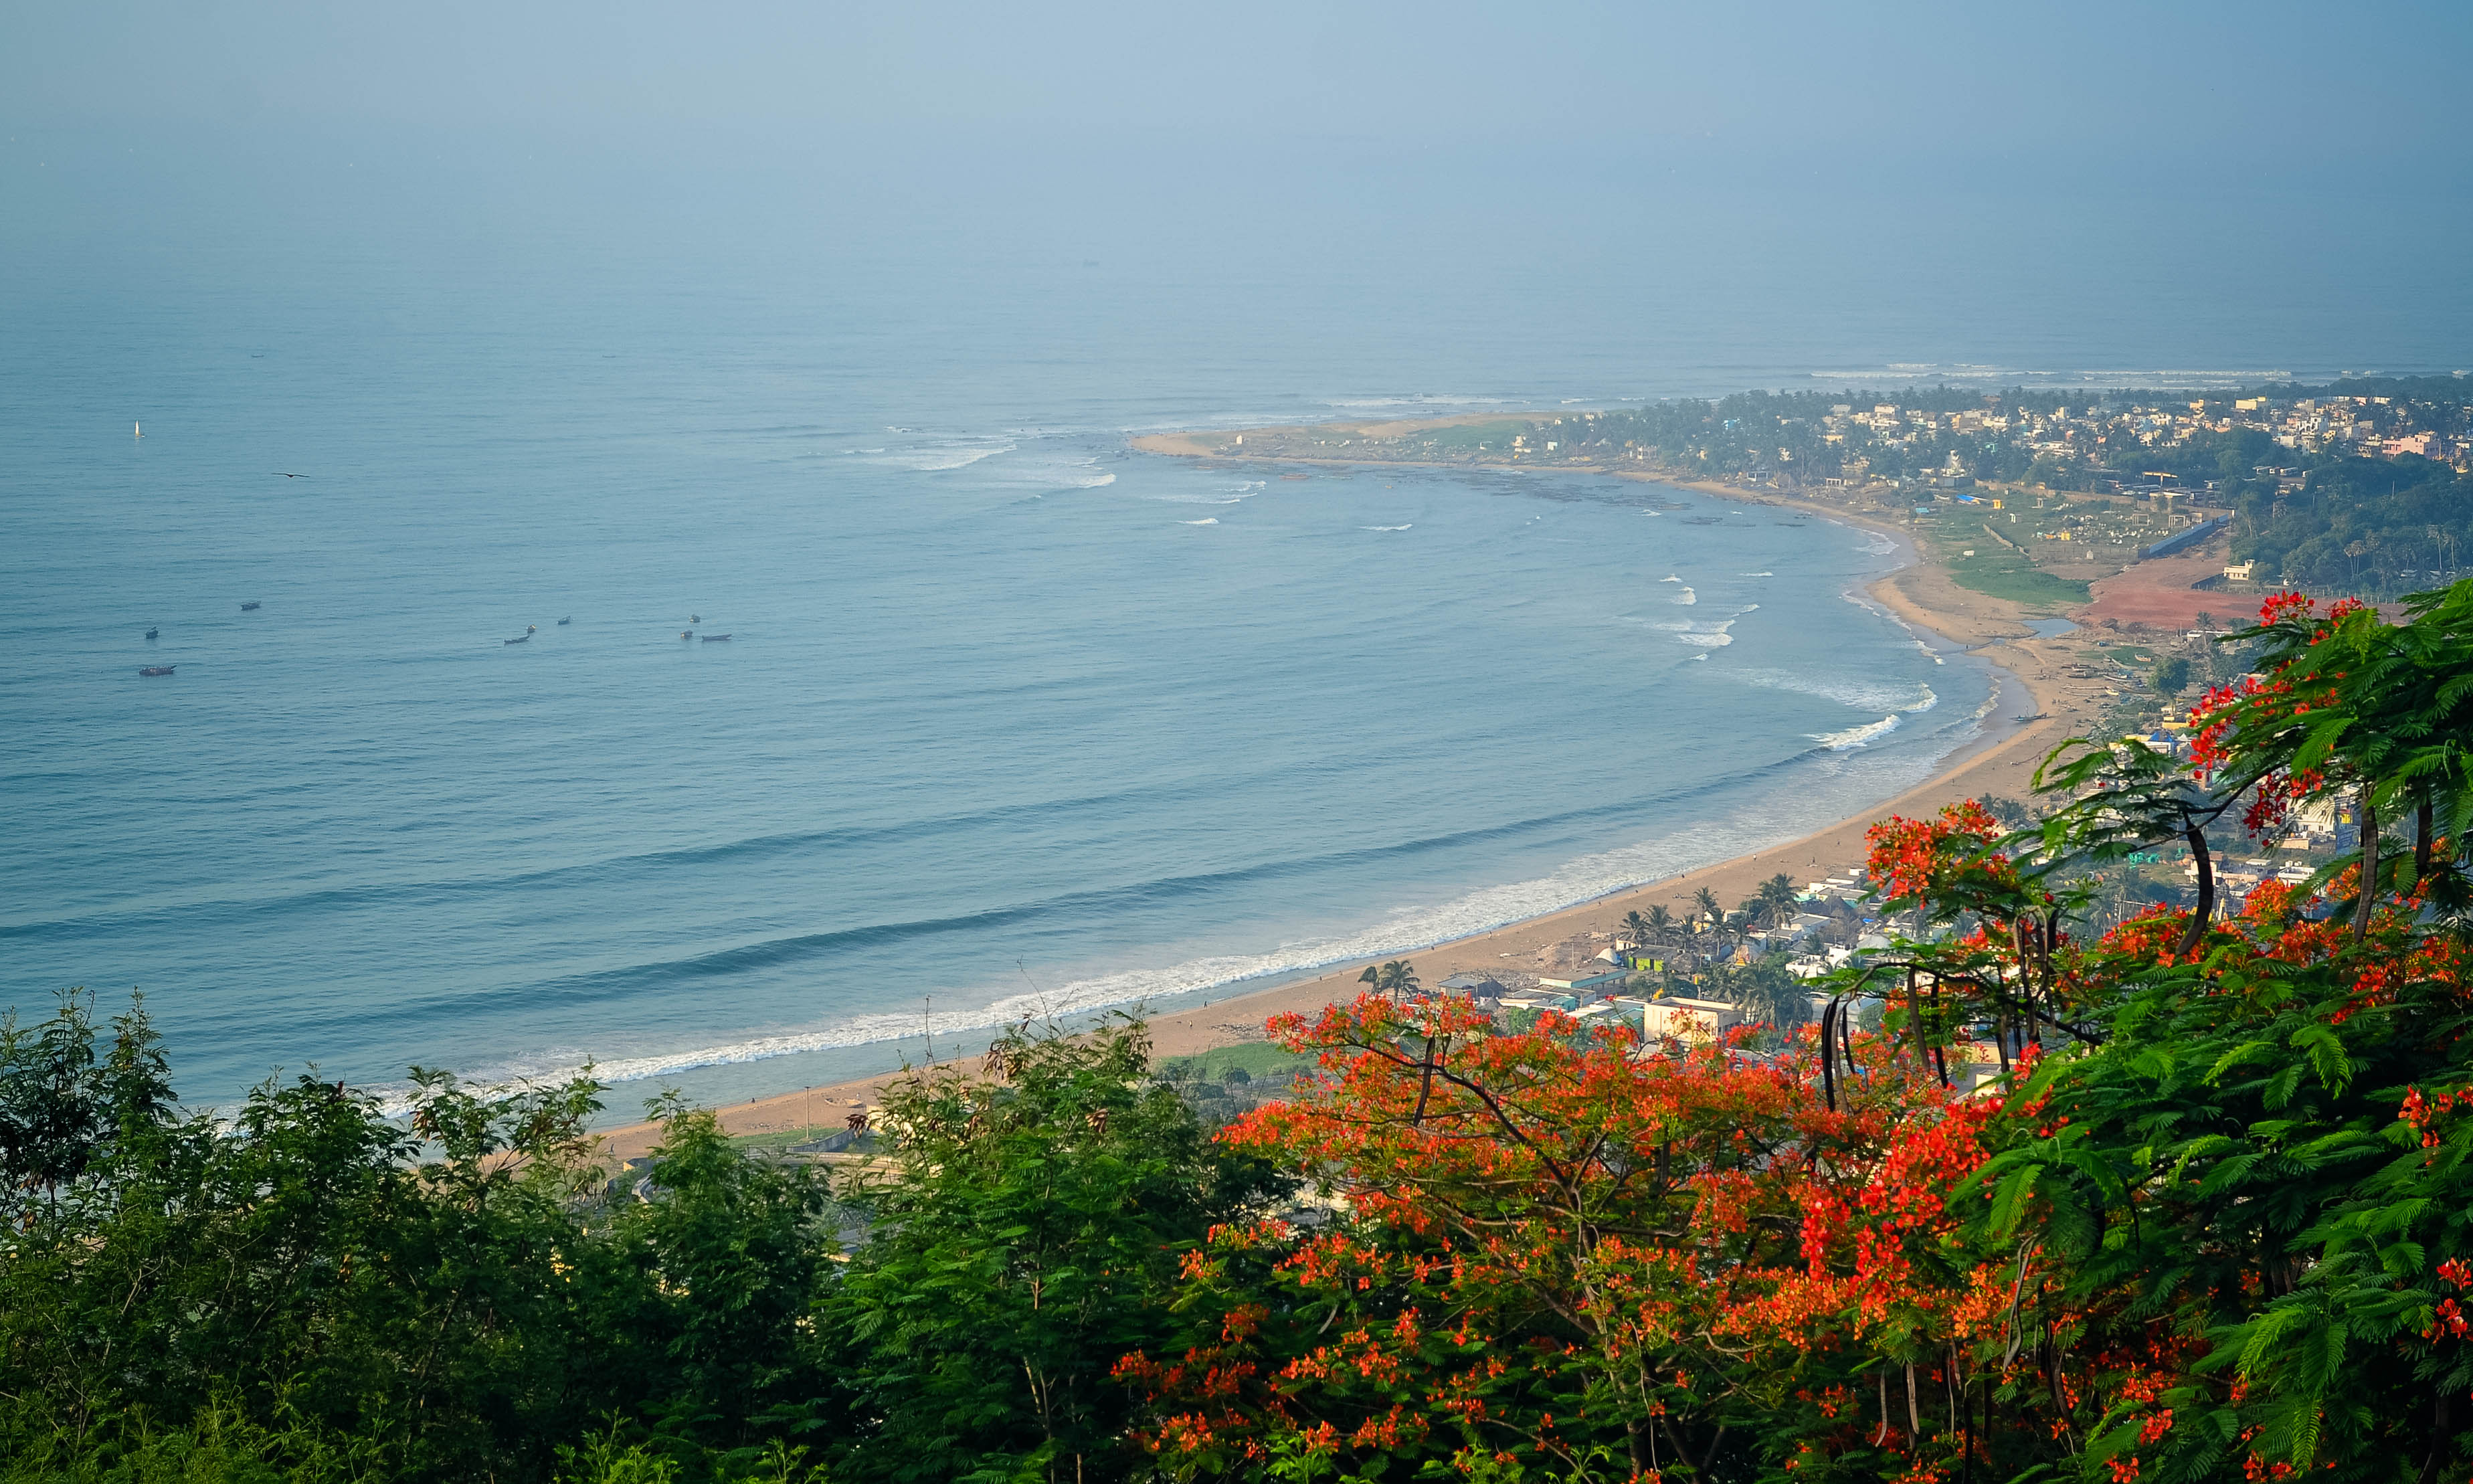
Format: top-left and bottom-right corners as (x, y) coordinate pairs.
(1374, 959), (1421, 1000)
(1645, 905), (1673, 941)
(1357, 965), (1380, 998)
(1759, 872), (1799, 923)
(1693, 887), (1721, 929)
(1619, 910), (1653, 949)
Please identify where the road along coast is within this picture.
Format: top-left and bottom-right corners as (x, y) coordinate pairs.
(593, 415), (2108, 1162)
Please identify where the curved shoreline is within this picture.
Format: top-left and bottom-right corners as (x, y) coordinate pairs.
(594, 428), (2102, 1160)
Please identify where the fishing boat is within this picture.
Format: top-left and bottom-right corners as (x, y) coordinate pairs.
(145, 628), (158, 640)
(700, 633), (732, 642)
(556, 616), (571, 626)
(240, 601), (261, 611)
(680, 630), (693, 640)
(139, 665), (175, 677)
(504, 634), (529, 645)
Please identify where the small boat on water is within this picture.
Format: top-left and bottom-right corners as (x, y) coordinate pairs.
(680, 630), (693, 640)
(145, 628), (159, 640)
(700, 633), (732, 642)
(527, 624), (537, 633)
(139, 665), (175, 677)
(240, 601), (261, 611)
(556, 616), (571, 626)
(690, 613), (701, 623)
(504, 634), (529, 645)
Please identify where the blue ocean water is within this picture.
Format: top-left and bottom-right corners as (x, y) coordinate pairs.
(5, 154), (2465, 1117)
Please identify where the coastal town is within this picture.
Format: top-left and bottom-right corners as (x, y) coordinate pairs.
(1180, 375), (2473, 606)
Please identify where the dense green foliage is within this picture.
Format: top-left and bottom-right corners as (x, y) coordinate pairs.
(2229, 454), (2473, 594)
(0, 1007), (1269, 1483)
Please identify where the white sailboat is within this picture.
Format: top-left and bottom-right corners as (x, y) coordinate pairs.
(134, 421), (143, 439)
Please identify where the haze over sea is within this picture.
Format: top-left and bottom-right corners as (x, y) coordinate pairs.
(7, 29), (2470, 1115)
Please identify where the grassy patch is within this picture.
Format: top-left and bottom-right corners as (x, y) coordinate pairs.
(729, 1125), (848, 1152)
(1419, 418), (1534, 452)
(1940, 545), (2091, 607)
(1156, 1042), (1313, 1083)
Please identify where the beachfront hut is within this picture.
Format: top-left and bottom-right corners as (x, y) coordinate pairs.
(1534, 965), (1629, 994)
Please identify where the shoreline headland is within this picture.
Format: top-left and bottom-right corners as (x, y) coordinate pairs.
(595, 412), (2110, 1163)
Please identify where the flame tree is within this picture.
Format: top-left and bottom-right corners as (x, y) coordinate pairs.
(1121, 582), (2473, 1482)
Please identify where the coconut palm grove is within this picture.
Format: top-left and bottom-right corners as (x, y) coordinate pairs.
(7, 581), (2473, 1483)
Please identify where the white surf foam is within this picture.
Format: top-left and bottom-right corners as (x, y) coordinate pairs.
(1360, 524), (1412, 532)
(1180, 518), (1218, 525)
(1740, 571), (1774, 577)
(1813, 715), (1901, 750)
(1321, 394), (1513, 411)
(1728, 668), (1936, 715)
(1625, 615), (1737, 650)
(1674, 587), (1696, 606)
(874, 440), (1014, 472)
(1627, 615), (1736, 650)
(1659, 574), (1681, 583)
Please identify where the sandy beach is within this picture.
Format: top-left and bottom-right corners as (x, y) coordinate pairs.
(596, 420), (2110, 1163)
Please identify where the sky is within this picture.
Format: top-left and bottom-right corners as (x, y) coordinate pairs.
(5, 1), (2470, 381)
(9, 2), (2471, 177)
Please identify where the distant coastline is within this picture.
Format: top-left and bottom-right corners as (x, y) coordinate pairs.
(595, 413), (2110, 1160)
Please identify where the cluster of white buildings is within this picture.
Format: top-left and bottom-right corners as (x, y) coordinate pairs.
(1835, 391), (2469, 472)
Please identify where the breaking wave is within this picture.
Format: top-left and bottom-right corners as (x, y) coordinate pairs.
(871, 439), (1014, 472)
(1813, 715), (1901, 750)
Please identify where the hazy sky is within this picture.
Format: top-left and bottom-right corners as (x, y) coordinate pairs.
(11, 1), (2471, 175)
(7, 2), (2470, 381)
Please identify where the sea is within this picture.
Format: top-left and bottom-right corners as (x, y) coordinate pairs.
(5, 140), (2466, 1119)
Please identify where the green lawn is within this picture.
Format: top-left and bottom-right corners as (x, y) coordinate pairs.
(1940, 545), (2091, 608)
(1419, 418), (1534, 452)
(728, 1125), (854, 1152)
